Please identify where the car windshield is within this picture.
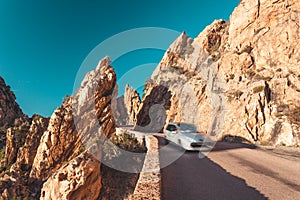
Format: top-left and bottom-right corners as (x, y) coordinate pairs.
(178, 124), (197, 132)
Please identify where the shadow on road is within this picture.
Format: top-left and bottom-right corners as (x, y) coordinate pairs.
(156, 136), (267, 200)
(211, 141), (257, 152)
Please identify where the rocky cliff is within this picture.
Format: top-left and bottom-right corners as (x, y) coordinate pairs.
(137, 0), (300, 146)
(0, 77), (24, 128)
(113, 84), (141, 126)
(0, 77), (27, 152)
(0, 57), (118, 199)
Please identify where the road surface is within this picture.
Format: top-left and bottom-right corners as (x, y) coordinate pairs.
(157, 136), (300, 200)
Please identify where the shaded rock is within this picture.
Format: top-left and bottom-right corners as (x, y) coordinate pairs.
(124, 84), (141, 125)
(135, 84), (171, 133)
(3, 116), (30, 167)
(112, 95), (130, 126)
(40, 152), (101, 200)
(0, 115), (47, 199)
(29, 97), (81, 183)
(148, 0), (300, 146)
(11, 115), (49, 175)
(0, 77), (23, 128)
(112, 84), (141, 126)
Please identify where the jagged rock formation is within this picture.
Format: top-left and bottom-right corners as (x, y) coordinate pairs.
(113, 95), (130, 126)
(135, 84), (171, 133)
(29, 97), (82, 182)
(124, 84), (141, 125)
(11, 115), (49, 175)
(0, 56), (118, 199)
(0, 115), (49, 199)
(0, 77), (27, 151)
(140, 0), (300, 146)
(0, 77), (24, 128)
(40, 152), (101, 200)
(113, 84), (141, 126)
(3, 116), (31, 167)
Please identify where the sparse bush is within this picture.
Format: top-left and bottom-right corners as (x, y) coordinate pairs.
(109, 131), (146, 153)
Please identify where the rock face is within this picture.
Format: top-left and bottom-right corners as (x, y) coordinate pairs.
(0, 56), (118, 199)
(40, 152), (101, 200)
(113, 95), (130, 126)
(0, 77), (24, 128)
(29, 97), (81, 182)
(113, 84), (141, 126)
(0, 77), (26, 150)
(3, 116), (31, 167)
(124, 84), (141, 125)
(30, 56), (117, 197)
(142, 0), (300, 146)
(135, 84), (171, 133)
(12, 115), (49, 174)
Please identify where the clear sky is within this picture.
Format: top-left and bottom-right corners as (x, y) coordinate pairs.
(0, 0), (239, 117)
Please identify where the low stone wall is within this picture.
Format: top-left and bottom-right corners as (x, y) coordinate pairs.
(117, 128), (161, 200)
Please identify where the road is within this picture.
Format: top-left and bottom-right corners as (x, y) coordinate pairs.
(157, 136), (300, 200)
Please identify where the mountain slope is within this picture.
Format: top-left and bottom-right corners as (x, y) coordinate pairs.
(137, 0), (300, 146)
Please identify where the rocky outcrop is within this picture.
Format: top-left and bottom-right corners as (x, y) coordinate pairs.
(146, 0), (300, 146)
(29, 56), (116, 196)
(0, 56), (118, 199)
(11, 115), (49, 175)
(3, 116), (30, 167)
(40, 152), (101, 200)
(113, 84), (141, 126)
(0, 77), (24, 128)
(0, 115), (48, 199)
(0, 77), (26, 151)
(124, 84), (141, 125)
(29, 97), (82, 182)
(113, 95), (130, 126)
(135, 84), (171, 133)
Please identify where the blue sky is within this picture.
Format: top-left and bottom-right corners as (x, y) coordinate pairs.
(0, 0), (239, 117)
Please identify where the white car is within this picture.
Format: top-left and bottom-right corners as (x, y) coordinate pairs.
(164, 123), (213, 151)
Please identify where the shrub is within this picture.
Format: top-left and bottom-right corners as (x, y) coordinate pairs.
(110, 131), (146, 153)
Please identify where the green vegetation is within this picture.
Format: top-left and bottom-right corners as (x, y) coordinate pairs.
(110, 131), (146, 153)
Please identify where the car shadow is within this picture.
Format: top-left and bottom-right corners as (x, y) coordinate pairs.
(156, 136), (267, 200)
(155, 135), (257, 153)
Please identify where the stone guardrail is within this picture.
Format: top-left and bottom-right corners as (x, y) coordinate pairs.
(117, 128), (161, 200)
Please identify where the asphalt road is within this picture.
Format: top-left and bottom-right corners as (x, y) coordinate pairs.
(157, 136), (300, 200)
